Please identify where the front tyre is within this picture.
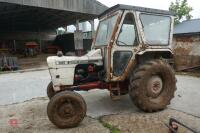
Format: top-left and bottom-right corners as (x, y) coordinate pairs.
(47, 91), (87, 128)
(47, 82), (56, 99)
(129, 60), (176, 112)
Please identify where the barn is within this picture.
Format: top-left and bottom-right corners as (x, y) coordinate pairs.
(0, 0), (107, 70)
(173, 19), (200, 71)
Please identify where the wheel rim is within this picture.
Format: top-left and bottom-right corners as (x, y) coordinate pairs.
(57, 99), (77, 119)
(147, 75), (163, 98)
(58, 102), (75, 118)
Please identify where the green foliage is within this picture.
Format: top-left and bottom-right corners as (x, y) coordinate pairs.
(111, 128), (120, 133)
(169, 0), (193, 24)
(103, 122), (120, 133)
(100, 119), (121, 133)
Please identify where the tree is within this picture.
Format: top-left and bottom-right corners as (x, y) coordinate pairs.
(169, 0), (193, 24)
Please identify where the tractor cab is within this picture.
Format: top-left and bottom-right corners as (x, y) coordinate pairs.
(93, 4), (174, 82)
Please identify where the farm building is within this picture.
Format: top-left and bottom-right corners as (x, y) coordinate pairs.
(0, 0), (107, 55)
(173, 19), (200, 71)
(0, 0), (107, 70)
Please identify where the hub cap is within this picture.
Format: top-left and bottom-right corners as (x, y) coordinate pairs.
(147, 75), (163, 98)
(58, 102), (75, 118)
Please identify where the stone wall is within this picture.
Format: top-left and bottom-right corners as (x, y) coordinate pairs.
(173, 34), (200, 70)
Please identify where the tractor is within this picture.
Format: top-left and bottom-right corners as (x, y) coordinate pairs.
(46, 4), (177, 128)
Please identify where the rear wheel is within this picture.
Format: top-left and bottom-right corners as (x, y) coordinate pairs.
(129, 60), (176, 112)
(47, 82), (56, 99)
(47, 91), (86, 128)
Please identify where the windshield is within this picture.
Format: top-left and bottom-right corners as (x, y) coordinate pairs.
(95, 15), (118, 46)
(140, 14), (171, 45)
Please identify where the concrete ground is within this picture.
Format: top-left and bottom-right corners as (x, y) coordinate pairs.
(0, 70), (200, 132)
(0, 70), (200, 117)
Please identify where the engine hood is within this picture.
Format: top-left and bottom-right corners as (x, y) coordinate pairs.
(47, 49), (103, 68)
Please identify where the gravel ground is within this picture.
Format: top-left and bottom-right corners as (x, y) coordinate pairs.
(0, 98), (199, 133)
(101, 109), (200, 133)
(0, 98), (109, 133)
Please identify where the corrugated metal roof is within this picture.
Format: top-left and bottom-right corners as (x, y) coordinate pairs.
(0, 0), (108, 15)
(174, 19), (200, 35)
(0, 0), (108, 32)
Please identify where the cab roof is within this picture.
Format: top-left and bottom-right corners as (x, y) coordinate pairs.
(99, 4), (174, 18)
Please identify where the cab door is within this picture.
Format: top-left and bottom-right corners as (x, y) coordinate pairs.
(110, 11), (139, 81)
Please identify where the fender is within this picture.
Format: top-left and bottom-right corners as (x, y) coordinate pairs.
(137, 48), (174, 56)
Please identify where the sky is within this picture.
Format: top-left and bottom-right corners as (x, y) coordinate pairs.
(98, 0), (200, 19)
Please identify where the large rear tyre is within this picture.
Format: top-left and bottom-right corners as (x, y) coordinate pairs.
(129, 60), (176, 112)
(47, 91), (87, 128)
(47, 82), (56, 99)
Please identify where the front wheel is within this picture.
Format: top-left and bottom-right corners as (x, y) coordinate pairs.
(47, 82), (56, 99)
(129, 60), (176, 112)
(47, 91), (87, 128)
